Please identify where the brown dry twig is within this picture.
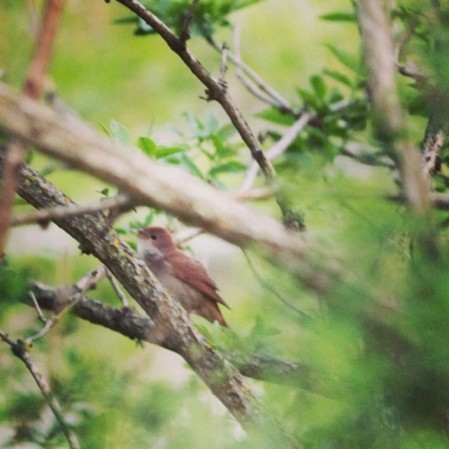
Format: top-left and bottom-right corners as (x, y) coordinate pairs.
(239, 113), (312, 193)
(0, 0), (63, 257)
(179, 0), (199, 43)
(9, 193), (133, 227)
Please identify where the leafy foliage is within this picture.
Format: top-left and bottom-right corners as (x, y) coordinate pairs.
(116, 0), (262, 38)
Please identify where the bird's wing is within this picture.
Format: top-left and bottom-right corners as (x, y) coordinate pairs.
(169, 251), (230, 309)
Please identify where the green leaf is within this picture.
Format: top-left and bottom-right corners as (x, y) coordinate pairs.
(204, 113), (220, 134)
(310, 74), (327, 100)
(113, 16), (138, 25)
(326, 44), (358, 72)
(209, 161), (246, 177)
(155, 145), (186, 158)
(98, 188), (110, 197)
(407, 93), (429, 117)
(137, 136), (158, 156)
(216, 123), (236, 141)
(185, 112), (207, 139)
(210, 135), (227, 158)
(178, 153), (203, 179)
(320, 11), (356, 22)
(324, 69), (353, 87)
(296, 87), (319, 108)
(256, 107), (296, 126)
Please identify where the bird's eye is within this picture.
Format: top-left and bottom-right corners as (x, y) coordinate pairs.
(150, 234), (158, 240)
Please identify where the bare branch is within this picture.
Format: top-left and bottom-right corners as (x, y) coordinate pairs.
(29, 266), (106, 342)
(112, 0), (275, 181)
(106, 268), (130, 307)
(0, 0), (63, 257)
(388, 191), (449, 211)
(340, 145), (396, 169)
(0, 83), (338, 293)
(10, 193), (133, 226)
(239, 113), (312, 193)
(219, 42), (229, 87)
(24, 0), (63, 99)
(357, 0), (431, 214)
(29, 290), (47, 323)
(179, 0), (199, 43)
(0, 330), (81, 449)
(225, 27), (295, 113)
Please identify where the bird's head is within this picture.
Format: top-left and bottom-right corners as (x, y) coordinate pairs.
(137, 226), (176, 259)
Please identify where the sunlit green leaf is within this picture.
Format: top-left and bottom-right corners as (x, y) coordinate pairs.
(138, 136), (158, 155)
(326, 44), (358, 72)
(256, 107), (296, 126)
(310, 74), (327, 100)
(324, 69), (353, 87)
(208, 160), (246, 177)
(320, 11), (356, 22)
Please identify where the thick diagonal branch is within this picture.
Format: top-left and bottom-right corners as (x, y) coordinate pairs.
(0, 82), (338, 294)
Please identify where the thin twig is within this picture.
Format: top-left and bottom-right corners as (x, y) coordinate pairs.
(231, 28), (281, 107)
(242, 250), (311, 319)
(29, 265), (106, 342)
(388, 191), (449, 211)
(106, 268), (130, 307)
(340, 146), (396, 169)
(10, 194), (133, 226)
(179, 0), (199, 43)
(0, 330), (80, 449)
(29, 290), (47, 323)
(226, 26), (295, 112)
(239, 112), (312, 192)
(219, 42), (229, 87)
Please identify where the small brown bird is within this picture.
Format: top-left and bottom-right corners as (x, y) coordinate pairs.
(137, 227), (229, 326)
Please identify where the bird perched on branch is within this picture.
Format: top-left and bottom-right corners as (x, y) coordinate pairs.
(137, 226), (229, 326)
